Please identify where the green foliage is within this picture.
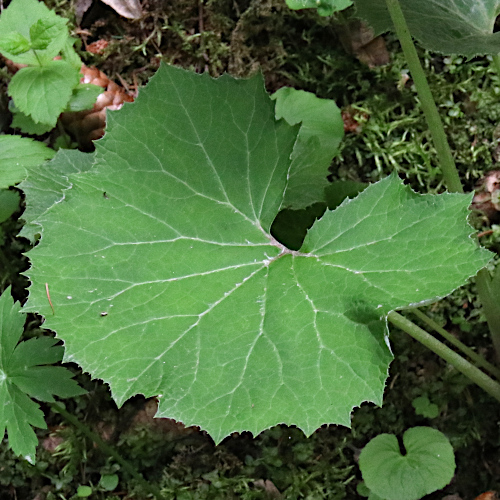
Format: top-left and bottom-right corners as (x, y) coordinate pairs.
(0, 135), (55, 189)
(359, 427), (455, 500)
(354, 0), (500, 56)
(271, 86), (344, 208)
(22, 64), (491, 444)
(0, 287), (86, 464)
(0, 0), (99, 132)
(412, 395), (439, 419)
(285, 0), (352, 16)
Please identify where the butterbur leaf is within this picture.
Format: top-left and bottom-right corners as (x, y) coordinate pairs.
(271, 87), (344, 208)
(23, 64), (492, 443)
(8, 61), (81, 126)
(354, 0), (500, 56)
(0, 31), (31, 55)
(0, 190), (21, 223)
(29, 16), (68, 52)
(285, 0), (352, 16)
(359, 427), (455, 500)
(0, 135), (55, 189)
(0, 288), (86, 464)
(19, 149), (95, 243)
(0, 0), (70, 64)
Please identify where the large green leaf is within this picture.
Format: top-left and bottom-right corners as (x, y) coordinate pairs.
(354, 0), (500, 56)
(0, 288), (85, 464)
(23, 64), (491, 442)
(285, 0), (352, 16)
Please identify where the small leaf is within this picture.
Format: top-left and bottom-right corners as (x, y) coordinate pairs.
(412, 395), (439, 419)
(272, 87), (344, 208)
(359, 427), (455, 500)
(11, 107), (54, 135)
(353, 0), (500, 56)
(0, 287), (86, 464)
(29, 16), (67, 52)
(0, 135), (55, 189)
(0, 31), (31, 55)
(65, 84), (103, 112)
(285, 0), (352, 16)
(99, 474), (119, 491)
(8, 61), (81, 126)
(77, 485), (93, 497)
(0, 0), (70, 64)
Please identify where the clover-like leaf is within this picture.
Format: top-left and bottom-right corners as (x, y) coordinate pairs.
(0, 0), (69, 64)
(0, 135), (55, 189)
(0, 287), (86, 464)
(354, 0), (500, 56)
(23, 64), (491, 443)
(359, 427), (455, 500)
(271, 87), (344, 208)
(286, 0), (352, 16)
(8, 61), (81, 126)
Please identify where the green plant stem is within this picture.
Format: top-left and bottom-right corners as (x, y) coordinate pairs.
(492, 54), (500, 80)
(49, 402), (165, 500)
(476, 267), (500, 360)
(384, 0), (462, 194)
(411, 308), (500, 380)
(388, 311), (500, 402)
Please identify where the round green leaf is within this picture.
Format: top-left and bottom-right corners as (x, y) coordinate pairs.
(23, 64), (491, 444)
(99, 473), (119, 491)
(77, 485), (92, 497)
(359, 427), (455, 500)
(286, 0), (352, 16)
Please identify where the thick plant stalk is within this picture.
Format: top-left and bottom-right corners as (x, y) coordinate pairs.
(388, 312), (500, 403)
(411, 309), (500, 380)
(49, 402), (165, 500)
(384, 0), (462, 193)
(384, 0), (500, 360)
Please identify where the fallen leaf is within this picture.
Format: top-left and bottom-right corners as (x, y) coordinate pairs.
(100, 0), (142, 19)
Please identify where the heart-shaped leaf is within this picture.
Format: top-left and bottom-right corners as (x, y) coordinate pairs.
(359, 427), (455, 500)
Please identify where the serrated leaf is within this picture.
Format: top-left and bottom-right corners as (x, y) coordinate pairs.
(0, 288), (86, 464)
(10, 105), (55, 135)
(0, 135), (55, 189)
(0, 0), (70, 64)
(19, 149), (95, 242)
(0, 31), (31, 55)
(65, 84), (103, 112)
(8, 61), (81, 126)
(29, 16), (67, 52)
(354, 0), (500, 56)
(285, 0), (352, 16)
(272, 87), (344, 208)
(359, 427), (455, 500)
(23, 64), (492, 443)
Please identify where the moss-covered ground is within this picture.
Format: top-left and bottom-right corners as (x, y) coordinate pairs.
(1, 1), (500, 498)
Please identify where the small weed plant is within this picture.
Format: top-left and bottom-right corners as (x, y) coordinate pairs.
(1, 0), (500, 499)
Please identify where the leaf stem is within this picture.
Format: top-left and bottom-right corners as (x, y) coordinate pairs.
(49, 402), (165, 500)
(388, 311), (500, 402)
(383, 0), (463, 193)
(491, 54), (500, 81)
(411, 308), (500, 380)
